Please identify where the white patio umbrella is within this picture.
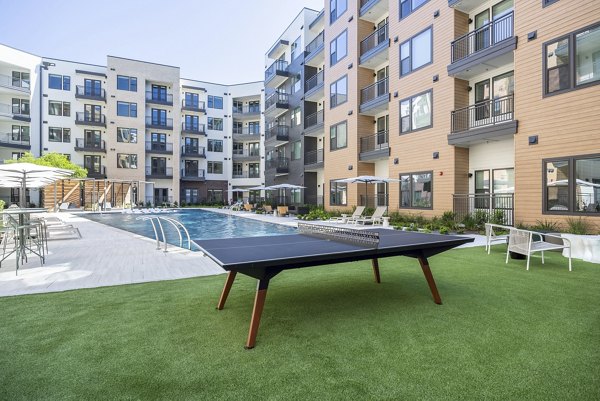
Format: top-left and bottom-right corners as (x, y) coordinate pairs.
(265, 183), (306, 205)
(335, 175), (400, 208)
(0, 163), (73, 207)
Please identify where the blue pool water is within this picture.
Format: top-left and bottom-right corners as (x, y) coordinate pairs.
(83, 209), (296, 248)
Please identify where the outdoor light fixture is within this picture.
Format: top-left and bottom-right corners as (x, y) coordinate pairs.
(434, 10), (440, 17)
(393, 158), (399, 165)
(529, 135), (539, 145)
(433, 75), (439, 82)
(348, 165), (353, 170)
(528, 31), (537, 41)
(433, 152), (439, 159)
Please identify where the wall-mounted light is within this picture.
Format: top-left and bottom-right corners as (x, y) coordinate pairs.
(393, 158), (399, 165)
(528, 31), (537, 41)
(348, 110), (353, 115)
(468, 173), (473, 178)
(394, 91), (398, 98)
(394, 36), (399, 43)
(529, 135), (539, 145)
(348, 165), (353, 171)
(433, 152), (439, 159)
(467, 86), (472, 91)
(433, 10), (440, 18)
(348, 63), (353, 69)
(433, 74), (439, 82)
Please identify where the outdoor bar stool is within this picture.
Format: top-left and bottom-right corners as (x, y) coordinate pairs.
(30, 217), (49, 255)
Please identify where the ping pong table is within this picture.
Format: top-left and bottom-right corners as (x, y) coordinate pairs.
(194, 223), (474, 349)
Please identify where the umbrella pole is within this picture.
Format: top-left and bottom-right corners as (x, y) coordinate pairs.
(21, 171), (26, 208)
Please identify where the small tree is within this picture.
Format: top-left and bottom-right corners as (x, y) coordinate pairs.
(6, 152), (87, 178)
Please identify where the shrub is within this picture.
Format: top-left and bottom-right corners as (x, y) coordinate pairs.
(491, 210), (506, 225)
(145, 201), (151, 208)
(473, 210), (488, 226)
(0, 199), (5, 211)
(439, 226), (450, 235)
(565, 217), (590, 235)
(462, 214), (477, 231)
(533, 219), (562, 232)
(441, 211), (455, 225)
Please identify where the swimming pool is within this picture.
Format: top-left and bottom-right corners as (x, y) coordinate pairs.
(83, 209), (296, 249)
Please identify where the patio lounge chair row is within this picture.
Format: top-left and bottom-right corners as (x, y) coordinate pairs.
(327, 206), (387, 225)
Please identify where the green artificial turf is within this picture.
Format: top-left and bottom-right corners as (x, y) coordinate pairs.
(0, 246), (599, 400)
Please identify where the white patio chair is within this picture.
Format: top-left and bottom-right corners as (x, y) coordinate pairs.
(485, 223), (511, 254)
(506, 228), (572, 271)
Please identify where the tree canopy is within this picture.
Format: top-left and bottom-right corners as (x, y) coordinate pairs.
(5, 152), (87, 178)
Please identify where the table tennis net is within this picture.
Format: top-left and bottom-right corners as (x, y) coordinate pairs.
(297, 223), (380, 248)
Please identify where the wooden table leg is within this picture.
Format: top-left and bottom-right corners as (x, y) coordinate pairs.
(371, 258), (381, 283)
(216, 271), (237, 310)
(245, 279), (269, 349)
(418, 255), (442, 305)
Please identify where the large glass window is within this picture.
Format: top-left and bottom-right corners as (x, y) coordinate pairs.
(330, 181), (347, 206)
(117, 154), (137, 169)
(400, 90), (432, 133)
(330, 121), (347, 151)
(400, 172), (432, 209)
(207, 139), (223, 152)
(208, 161), (223, 174)
(207, 117), (223, 131)
(291, 107), (301, 126)
(330, 0), (347, 23)
(291, 141), (302, 160)
(545, 156), (600, 214)
(208, 95), (223, 109)
(117, 127), (137, 143)
(117, 101), (137, 117)
(117, 75), (137, 91)
(330, 30), (348, 66)
(185, 92), (199, 108)
(400, 0), (429, 20)
(12, 125), (29, 142)
(48, 127), (70, 143)
(330, 75), (348, 108)
(291, 36), (301, 60)
(400, 27), (432, 76)
(48, 101), (70, 116)
(48, 74), (70, 90)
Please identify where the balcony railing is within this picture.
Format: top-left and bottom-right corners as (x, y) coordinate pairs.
(265, 91), (289, 109)
(233, 149), (261, 158)
(145, 141), (173, 153)
(181, 168), (206, 179)
(233, 126), (261, 136)
(145, 166), (173, 177)
(451, 94), (514, 133)
(451, 11), (514, 63)
(266, 125), (289, 141)
(146, 91), (173, 105)
(182, 100), (206, 111)
(0, 132), (30, 147)
(0, 74), (30, 92)
(265, 59), (289, 81)
(360, 131), (389, 154)
(305, 31), (324, 56)
(305, 70), (324, 93)
(75, 138), (106, 152)
(453, 193), (514, 226)
(232, 171), (261, 179)
(181, 122), (206, 134)
(304, 149), (324, 166)
(145, 117), (173, 129)
(75, 86), (106, 101)
(76, 112), (106, 126)
(266, 157), (289, 173)
(360, 23), (388, 56)
(305, 109), (324, 129)
(181, 145), (206, 157)
(233, 104), (261, 114)
(360, 77), (388, 105)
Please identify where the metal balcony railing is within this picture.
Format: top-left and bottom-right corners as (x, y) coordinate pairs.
(75, 86), (105, 100)
(451, 94), (514, 133)
(146, 117), (173, 128)
(360, 131), (389, 154)
(360, 23), (388, 56)
(453, 193), (514, 226)
(181, 145), (206, 157)
(233, 104), (261, 114)
(265, 59), (289, 81)
(305, 70), (324, 92)
(265, 91), (289, 109)
(266, 125), (289, 141)
(451, 11), (514, 63)
(182, 99), (205, 111)
(266, 157), (289, 172)
(304, 149), (324, 166)
(146, 91), (173, 104)
(76, 112), (105, 125)
(232, 171), (261, 179)
(0, 74), (30, 92)
(0, 132), (30, 147)
(305, 31), (324, 56)
(233, 149), (261, 157)
(145, 166), (173, 177)
(181, 122), (206, 134)
(305, 109), (324, 129)
(233, 126), (261, 135)
(75, 138), (106, 151)
(360, 77), (388, 105)
(145, 141), (174, 152)
(181, 168), (206, 179)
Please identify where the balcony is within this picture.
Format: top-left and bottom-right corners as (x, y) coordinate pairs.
(360, 23), (389, 68)
(304, 31), (324, 67)
(304, 148), (324, 170)
(145, 141), (174, 154)
(265, 125), (289, 143)
(145, 117), (173, 130)
(266, 157), (289, 175)
(75, 86), (106, 102)
(304, 109), (324, 136)
(75, 138), (106, 153)
(233, 125), (261, 141)
(0, 103), (30, 122)
(232, 104), (261, 118)
(181, 122), (205, 135)
(0, 74), (30, 94)
(264, 91), (289, 118)
(146, 92), (173, 106)
(359, 77), (389, 115)
(304, 70), (324, 102)
(75, 112), (106, 127)
(265, 59), (289, 88)
(181, 168), (206, 181)
(448, 11), (516, 79)
(232, 149), (261, 161)
(181, 145), (206, 158)
(232, 171), (261, 179)
(359, 0), (388, 22)
(453, 193), (514, 226)
(181, 100), (206, 113)
(0, 132), (30, 149)
(448, 94), (517, 147)
(86, 165), (106, 179)
(145, 166), (173, 179)
(359, 131), (390, 161)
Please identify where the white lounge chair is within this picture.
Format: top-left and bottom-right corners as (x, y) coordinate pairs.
(506, 228), (572, 271)
(327, 206), (365, 223)
(485, 223), (511, 254)
(355, 206), (387, 225)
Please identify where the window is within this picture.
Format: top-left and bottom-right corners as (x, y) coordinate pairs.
(12, 125), (30, 142)
(48, 74), (70, 90)
(207, 117), (223, 131)
(207, 161), (223, 174)
(12, 98), (29, 115)
(117, 75), (137, 91)
(48, 127), (70, 143)
(544, 23), (600, 95)
(330, 30), (348, 66)
(400, 0), (429, 19)
(84, 104), (102, 122)
(249, 142), (260, 156)
(400, 27), (432, 76)
(207, 190), (224, 203)
(184, 115), (199, 131)
(12, 152), (25, 160)
(291, 107), (301, 126)
(117, 153), (138, 169)
(184, 92), (200, 108)
(330, 75), (348, 108)
(543, 0), (559, 6)
(330, 121), (347, 151)
(249, 163), (260, 178)
(12, 71), (30, 89)
(291, 36), (301, 60)
(400, 90), (433, 133)
(184, 189), (199, 204)
(207, 139), (223, 152)
(117, 101), (137, 117)
(249, 101), (260, 112)
(84, 155), (101, 173)
(400, 172), (433, 209)
(291, 141), (302, 160)
(207, 95), (223, 109)
(330, 180), (347, 206)
(544, 155), (600, 214)
(84, 79), (102, 96)
(291, 74), (302, 94)
(48, 101), (70, 116)
(117, 127), (137, 143)
(151, 85), (168, 102)
(233, 142), (243, 155)
(248, 121), (260, 134)
(330, 0), (347, 23)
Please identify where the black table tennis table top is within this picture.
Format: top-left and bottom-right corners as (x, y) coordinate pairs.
(194, 229), (474, 271)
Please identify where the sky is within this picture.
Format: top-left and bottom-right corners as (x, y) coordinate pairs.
(0, 0), (324, 84)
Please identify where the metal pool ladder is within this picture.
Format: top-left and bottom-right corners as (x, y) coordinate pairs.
(136, 216), (193, 251)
